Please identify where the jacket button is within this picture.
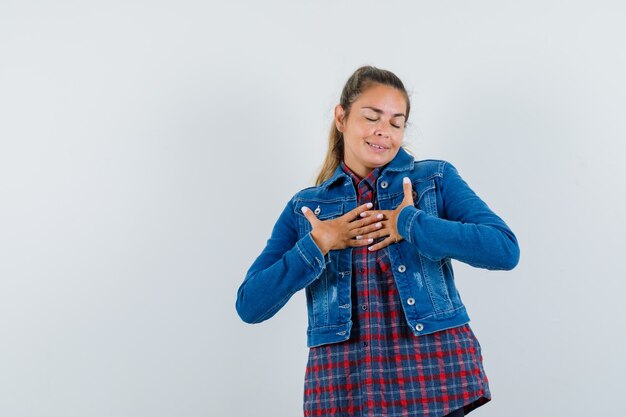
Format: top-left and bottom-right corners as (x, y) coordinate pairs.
(415, 323), (424, 331)
(407, 298), (415, 306)
(380, 181), (388, 189)
(398, 265), (406, 273)
(314, 206), (321, 215)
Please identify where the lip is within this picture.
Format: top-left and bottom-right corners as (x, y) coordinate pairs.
(365, 140), (389, 152)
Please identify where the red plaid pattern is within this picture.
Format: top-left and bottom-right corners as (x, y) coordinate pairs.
(303, 163), (491, 417)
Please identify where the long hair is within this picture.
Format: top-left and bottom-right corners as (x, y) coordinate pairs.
(315, 66), (411, 185)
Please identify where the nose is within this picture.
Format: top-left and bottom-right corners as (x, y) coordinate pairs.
(374, 119), (392, 137)
(375, 126), (390, 138)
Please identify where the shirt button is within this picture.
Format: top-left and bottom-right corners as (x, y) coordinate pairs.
(415, 323), (424, 332)
(361, 304), (368, 311)
(363, 341), (368, 347)
(380, 181), (388, 189)
(398, 265), (406, 273)
(407, 298), (415, 306)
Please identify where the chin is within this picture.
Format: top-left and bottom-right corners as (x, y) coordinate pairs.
(369, 152), (395, 165)
(365, 158), (392, 169)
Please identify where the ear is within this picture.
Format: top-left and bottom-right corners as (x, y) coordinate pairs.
(334, 104), (345, 132)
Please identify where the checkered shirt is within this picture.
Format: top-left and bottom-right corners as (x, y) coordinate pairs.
(303, 162), (491, 417)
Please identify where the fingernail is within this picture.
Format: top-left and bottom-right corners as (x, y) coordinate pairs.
(376, 213), (383, 219)
(356, 235), (362, 240)
(366, 202), (373, 208)
(375, 222), (381, 228)
(403, 177), (410, 184)
(360, 212), (367, 217)
(367, 238), (373, 243)
(301, 207), (309, 213)
(368, 246), (375, 251)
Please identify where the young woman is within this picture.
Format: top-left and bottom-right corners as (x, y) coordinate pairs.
(236, 66), (520, 417)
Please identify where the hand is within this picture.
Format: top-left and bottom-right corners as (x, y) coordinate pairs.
(360, 177), (414, 251)
(301, 202), (385, 255)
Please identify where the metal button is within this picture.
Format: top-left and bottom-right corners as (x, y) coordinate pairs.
(380, 180), (388, 189)
(398, 265), (406, 273)
(415, 323), (424, 331)
(407, 298), (415, 306)
(361, 304), (368, 311)
(314, 205), (321, 215)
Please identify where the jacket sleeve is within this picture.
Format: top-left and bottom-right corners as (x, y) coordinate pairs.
(235, 198), (327, 324)
(397, 161), (520, 270)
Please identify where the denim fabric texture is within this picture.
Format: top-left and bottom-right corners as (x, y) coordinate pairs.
(236, 147), (520, 348)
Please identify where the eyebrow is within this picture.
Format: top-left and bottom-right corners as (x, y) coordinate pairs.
(361, 106), (406, 119)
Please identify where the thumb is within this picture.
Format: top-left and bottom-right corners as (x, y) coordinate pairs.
(301, 206), (319, 225)
(402, 177), (414, 207)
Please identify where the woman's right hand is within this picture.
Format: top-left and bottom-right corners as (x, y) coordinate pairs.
(301, 202), (384, 255)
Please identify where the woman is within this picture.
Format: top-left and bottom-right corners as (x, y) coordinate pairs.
(236, 66), (520, 417)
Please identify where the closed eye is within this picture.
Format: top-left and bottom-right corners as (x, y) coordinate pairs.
(364, 116), (403, 129)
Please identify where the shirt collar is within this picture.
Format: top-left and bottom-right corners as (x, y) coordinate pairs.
(321, 147), (414, 190)
(340, 161), (380, 193)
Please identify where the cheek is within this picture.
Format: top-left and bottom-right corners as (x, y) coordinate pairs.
(391, 131), (405, 144)
(345, 120), (374, 138)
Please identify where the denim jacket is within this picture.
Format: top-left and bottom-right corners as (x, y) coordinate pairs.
(236, 148), (520, 348)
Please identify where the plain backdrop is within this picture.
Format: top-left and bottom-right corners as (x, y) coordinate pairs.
(1, 1), (625, 416)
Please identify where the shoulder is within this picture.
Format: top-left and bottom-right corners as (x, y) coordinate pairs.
(290, 184), (328, 202)
(409, 158), (457, 180)
(290, 175), (349, 203)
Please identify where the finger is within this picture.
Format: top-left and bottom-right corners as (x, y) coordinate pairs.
(349, 213), (383, 230)
(357, 229), (390, 241)
(344, 202), (374, 220)
(301, 206), (319, 225)
(368, 236), (396, 252)
(359, 210), (390, 220)
(402, 177), (414, 206)
(352, 221), (384, 238)
(348, 237), (374, 247)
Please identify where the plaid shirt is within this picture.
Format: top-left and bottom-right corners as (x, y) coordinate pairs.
(303, 163), (491, 417)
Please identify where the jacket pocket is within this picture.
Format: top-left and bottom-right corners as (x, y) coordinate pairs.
(293, 200), (344, 237)
(388, 179), (438, 216)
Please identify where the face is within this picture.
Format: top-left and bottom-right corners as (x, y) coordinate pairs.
(335, 83), (407, 178)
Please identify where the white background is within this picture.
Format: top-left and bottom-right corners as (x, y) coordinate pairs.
(1, 1), (625, 416)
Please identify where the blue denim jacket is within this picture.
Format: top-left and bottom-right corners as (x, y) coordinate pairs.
(236, 148), (520, 348)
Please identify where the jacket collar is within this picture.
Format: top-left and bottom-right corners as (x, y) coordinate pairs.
(321, 147), (415, 190)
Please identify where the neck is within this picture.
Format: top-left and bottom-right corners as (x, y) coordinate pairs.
(343, 161), (373, 180)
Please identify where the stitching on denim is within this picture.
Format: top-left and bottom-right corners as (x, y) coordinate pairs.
(307, 323), (351, 330)
(293, 196), (348, 204)
(410, 304), (467, 322)
(406, 209), (417, 243)
(296, 241), (315, 270)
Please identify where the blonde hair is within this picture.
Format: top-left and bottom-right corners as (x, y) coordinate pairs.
(315, 66), (411, 185)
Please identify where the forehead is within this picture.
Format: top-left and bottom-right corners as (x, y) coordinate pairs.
(354, 84), (407, 115)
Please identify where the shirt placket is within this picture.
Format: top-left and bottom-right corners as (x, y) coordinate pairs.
(355, 176), (378, 417)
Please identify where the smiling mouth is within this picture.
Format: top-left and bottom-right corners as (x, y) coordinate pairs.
(366, 141), (388, 151)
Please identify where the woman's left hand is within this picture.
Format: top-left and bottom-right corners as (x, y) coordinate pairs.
(360, 177), (414, 251)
